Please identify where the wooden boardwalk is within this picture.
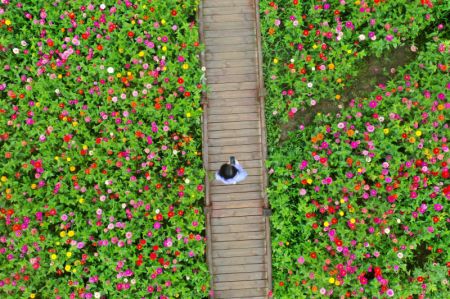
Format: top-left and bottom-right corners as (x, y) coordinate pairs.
(199, 0), (272, 298)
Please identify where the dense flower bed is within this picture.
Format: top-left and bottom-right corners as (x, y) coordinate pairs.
(0, 1), (209, 298)
(261, 1), (449, 298)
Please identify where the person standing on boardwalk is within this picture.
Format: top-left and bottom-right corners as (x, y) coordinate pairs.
(215, 157), (248, 184)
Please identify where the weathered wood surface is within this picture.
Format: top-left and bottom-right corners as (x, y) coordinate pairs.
(201, 0), (271, 297)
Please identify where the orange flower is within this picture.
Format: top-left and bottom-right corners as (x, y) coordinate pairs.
(268, 28), (275, 35)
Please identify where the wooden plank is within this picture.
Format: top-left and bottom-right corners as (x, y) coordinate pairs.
(208, 121), (259, 131)
(213, 262), (265, 273)
(214, 271), (266, 282)
(206, 58), (255, 69)
(205, 35), (255, 46)
(203, 13), (255, 22)
(213, 255), (264, 267)
(208, 136), (260, 147)
(203, 0), (254, 8)
(212, 247), (266, 258)
(212, 222), (265, 234)
(207, 113), (259, 123)
(211, 207), (262, 218)
(207, 97), (258, 107)
(206, 51), (256, 61)
(212, 199), (264, 209)
(212, 230), (265, 242)
(208, 144), (261, 154)
(203, 6), (254, 15)
(214, 279), (266, 291)
(204, 28), (255, 39)
(210, 175), (261, 186)
(209, 81), (257, 92)
(208, 151), (262, 163)
(209, 160), (261, 172)
(207, 89), (257, 99)
(208, 128), (260, 139)
(204, 21), (254, 31)
(210, 183), (261, 194)
(207, 66), (256, 76)
(211, 215), (264, 226)
(207, 73), (257, 84)
(206, 44), (256, 55)
(215, 288), (266, 298)
(211, 190), (261, 202)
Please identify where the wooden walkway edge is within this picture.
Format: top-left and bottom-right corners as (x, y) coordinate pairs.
(199, 0), (272, 298)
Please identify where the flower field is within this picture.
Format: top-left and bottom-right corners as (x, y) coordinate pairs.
(261, 0), (449, 298)
(0, 1), (209, 298)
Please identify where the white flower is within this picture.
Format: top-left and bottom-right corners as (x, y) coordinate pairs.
(397, 252), (404, 259)
(378, 116), (384, 122)
(94, 292), (101, 299)
(123, 278), (128, 283)
(358, 34), (366, 41)
(384, 228), (390, 234)
(131, 279), (136, 285)
(173, 150), (178, 155)
(186, 276), (190, 280)
(12, 48), (20, 54)
(396, 219), (401, 223)
(184, 178), (190, 184)
(370, 35), (377, 41)
(307, 82), (313, 88)
(155, 209), (160, 214)
(21, 40), (28, 47)
(290, 58), (295, 63)
(122, 203), (127, 209)
(201, 66), (206, 72)
(107, 67), (114, 74)
(100, 4), (106, 10)
(311, 67), (315, 71)
(55, 89), (60, 94)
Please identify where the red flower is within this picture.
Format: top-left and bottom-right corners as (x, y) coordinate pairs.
(149, 252), (157, 260)
(63, 134), (72, 142)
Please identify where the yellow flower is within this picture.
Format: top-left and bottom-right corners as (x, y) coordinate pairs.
(312, 44), (318, 49)
(340, 198), (345, 204)
(54, 156), (59, 160)
(70, 166), (76, 172)
(337, 78), (342, 83)
(31, 184), (37, 190)
(30, 294), (36, 299)
(119, 48), (124, 53)
(162, 46), (167, 52)
(324, 221), (329, 227)
(79, 198), (85, 204)
(51, 254), (57, 260)
(1, 176), (7, 182)
(383, 128), (389, 134)
(329, 277), (335, 284)
(82, 145), (88, 150)
(5, 19), (11, 26)
(273, 58), (279, 64)
(306, 178), (312, 184)
(415, 130), (422, 137)
(65, 265), (71, 272)
(138, 51), (145, 57)
(409, 137), (416, 143)
(339, 211), (344, 216)
(131, 20), (135, 25)
(335, 280), (341, 286)
(36, 102), (40, 107)
(347, 50), (352, 54)
(285, 242), (289, 246)
(66, 252), (72, 258)
(117, 73), (122, 78)
(350, 218), (356, 224)
(72, 121), (78, 127)
(58, 74), (63, 79)
(335, 94), (341, 100)
(68, 231), (75, 237)
(66, 158), (71, 162)
(186, 112), (191, 118)
(182, 63), (189, 70)
(60, 231), (66, 238)
(161, 19), (166, 25)
(328, 63), (335, 70)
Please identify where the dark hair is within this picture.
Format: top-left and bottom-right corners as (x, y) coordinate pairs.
(218, 164), (238, 179)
